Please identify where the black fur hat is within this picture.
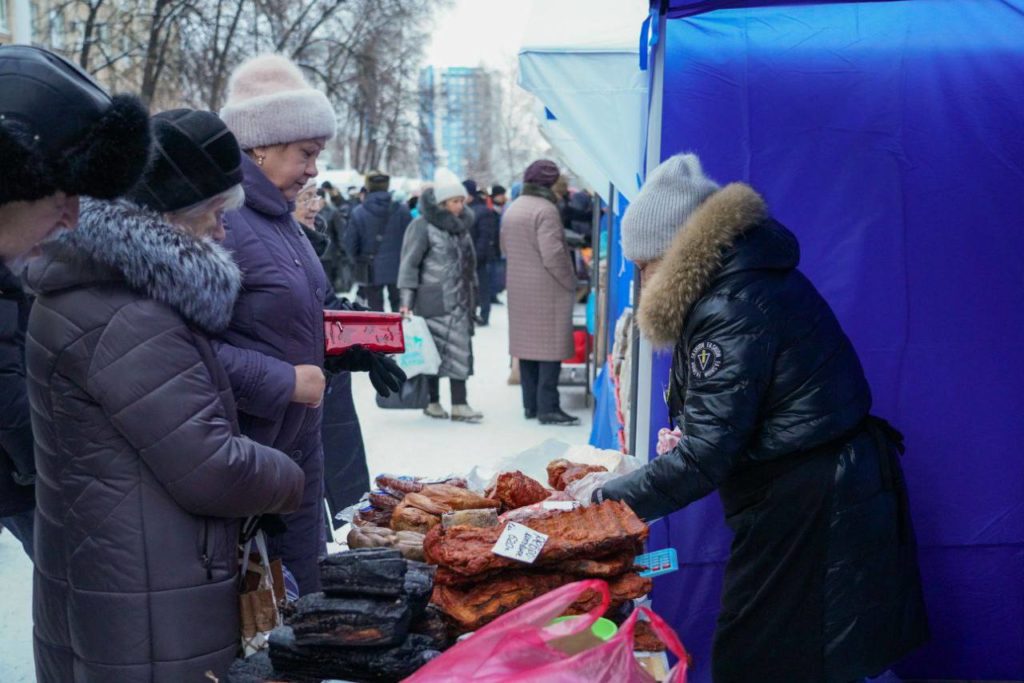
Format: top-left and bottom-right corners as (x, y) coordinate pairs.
(0, 45), (152, 206)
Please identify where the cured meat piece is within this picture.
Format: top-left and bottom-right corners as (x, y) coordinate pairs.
(395, 530), (426, 561)
(289, 593), (412, 648)
(418, 484), (500, 511)
(404, 560), (436, 617)
(320, 548), (407, 598)
(402, 492), (451, 515)
(410, 606), (452, 651)
(354, 505), (393, 528)
(432, 572), (652, 633)
(498, 499), (580, 525)
(375, 474), (424, 497)
(424, 501), (648, 577)
(391, 500), (441, 534)
(441, 508), (499, 529)
(347, 525), (396, 550)
(269, 626), (440, 683)
(547, 459), (608, 491)
(633, 619), (668, 653)
(369, 490), (403, 511)
(487, 470), (550, 510)
(432, 550), (638, 587)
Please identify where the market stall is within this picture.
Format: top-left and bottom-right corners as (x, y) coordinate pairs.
(226, 444), (689, 682)
(643, 1), (1024, 680)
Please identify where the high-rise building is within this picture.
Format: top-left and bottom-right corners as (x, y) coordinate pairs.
(0, 0), (31, 44)
(418, 65), (498, 183)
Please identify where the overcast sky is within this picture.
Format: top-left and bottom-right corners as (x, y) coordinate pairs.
(424, 0), (534, 69)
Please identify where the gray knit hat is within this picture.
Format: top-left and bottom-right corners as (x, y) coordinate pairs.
(621, 153), (720, 262)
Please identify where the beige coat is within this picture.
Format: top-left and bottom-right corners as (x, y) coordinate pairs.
(501, 186), (576, 361)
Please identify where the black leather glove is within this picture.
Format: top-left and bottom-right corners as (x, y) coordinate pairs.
(332, 297), (370, 312)
(324, 345), (407, 397)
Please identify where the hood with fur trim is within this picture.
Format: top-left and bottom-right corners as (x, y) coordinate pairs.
(25, 198), (241, 333)
(420, 187), (475, 235)
(637, 183), (778, 347)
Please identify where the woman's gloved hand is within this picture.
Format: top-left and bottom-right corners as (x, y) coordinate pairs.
(324, 345), (407, 397)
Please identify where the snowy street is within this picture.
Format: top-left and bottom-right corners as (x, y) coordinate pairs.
(0, 298), (592, 680)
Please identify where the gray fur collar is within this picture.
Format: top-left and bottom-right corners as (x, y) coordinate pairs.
(421, 188), (474, 235)
(638, 183), (767, 347)
(58, 198), (241, 333)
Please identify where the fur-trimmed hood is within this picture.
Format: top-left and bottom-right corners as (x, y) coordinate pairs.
(24, 198), (241, 333)
(638, 183), (797, 347)
(420, 187), (475, 235)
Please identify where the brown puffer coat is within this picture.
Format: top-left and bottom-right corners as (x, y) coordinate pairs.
(24, 199), (304, 683)
(501, 184), (576, 361)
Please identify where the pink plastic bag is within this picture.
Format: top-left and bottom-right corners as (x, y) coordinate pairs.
(406, 579), (688, 683)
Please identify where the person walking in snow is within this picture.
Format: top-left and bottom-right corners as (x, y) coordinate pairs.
(345, 170), (413, 312)
(25, 108), (305, 683)
(464, 179), (500, 326)
(501, 160), (580, 426)
(398, 169), (483, 422)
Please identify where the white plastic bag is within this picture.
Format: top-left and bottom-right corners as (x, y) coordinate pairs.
(394, 315), (440, 378)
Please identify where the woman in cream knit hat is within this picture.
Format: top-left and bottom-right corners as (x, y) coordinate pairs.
(215, 54), (403, 594)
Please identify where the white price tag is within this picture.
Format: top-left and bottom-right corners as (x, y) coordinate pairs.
(542, 501), (579, 511)
(491, 522), (549, 564)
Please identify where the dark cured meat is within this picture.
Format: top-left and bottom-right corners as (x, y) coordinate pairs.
(410, 606), (452, 651)
(289, 593), (412, 648)
(633, 619), (668, 652)
(403, 561), (436, 617)
(431, 572), (652, 633)
(375, 474), (424, 496)
(269, 626), (440, 683)
(432, 549), (639, 587)
(369, 490), (402, 511)
(320, 548), (407, 598)
(487, 470), (550, 510)
(423, 501), (648, 577)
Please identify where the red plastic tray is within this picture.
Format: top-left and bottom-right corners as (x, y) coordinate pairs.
(323, 310), (405, 356)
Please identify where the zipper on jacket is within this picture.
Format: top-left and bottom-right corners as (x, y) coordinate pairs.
(202, 520), (213, 580)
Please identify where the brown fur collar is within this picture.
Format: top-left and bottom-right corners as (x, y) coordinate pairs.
(637, 183), (768, 347)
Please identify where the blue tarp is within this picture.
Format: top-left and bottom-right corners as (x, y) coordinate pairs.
(648, 1), (1024, 680)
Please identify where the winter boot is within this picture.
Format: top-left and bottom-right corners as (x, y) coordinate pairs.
(451, 404), (483, 423)
(539, 409), (580, 426)
(424, 403), (449, 419)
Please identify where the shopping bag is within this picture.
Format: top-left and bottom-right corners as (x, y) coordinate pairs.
(375, 374), (430, 410)
(405, 579), (688, 683)
(393, 315), (441, 378)
(238, 531), (283, 656)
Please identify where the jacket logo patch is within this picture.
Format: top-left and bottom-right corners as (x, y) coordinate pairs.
(689, 341), (723, 379)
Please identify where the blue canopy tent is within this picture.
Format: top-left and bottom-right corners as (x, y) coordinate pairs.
(644, 1), (1024, 680)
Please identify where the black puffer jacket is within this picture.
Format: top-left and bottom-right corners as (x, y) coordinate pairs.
(468, 195), (500, 263)
(0, 263), (34, 517)
(603, 184), (927, 682)
(25, 199), (305, 683)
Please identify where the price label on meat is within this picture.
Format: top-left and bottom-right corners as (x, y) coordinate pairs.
(492, 522), (549, 564)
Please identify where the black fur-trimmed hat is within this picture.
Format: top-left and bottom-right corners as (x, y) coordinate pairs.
(0, 45), (152, 206)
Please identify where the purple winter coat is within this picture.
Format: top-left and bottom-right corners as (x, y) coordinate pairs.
(217, 155), (330, 594)
(24, 199), (304, 683)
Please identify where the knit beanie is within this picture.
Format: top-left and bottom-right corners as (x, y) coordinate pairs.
(462, 179), (478, 197)
(433, 168), (467, 204)
(130, 109), (243, 213)
(0, 45), (151, 205)
(491, 184), (507, 197)
(621, 153), (720, 262)
(523, 159), (560, 188)
(365, 170), (390, 193)
(219, 54), (336, 150)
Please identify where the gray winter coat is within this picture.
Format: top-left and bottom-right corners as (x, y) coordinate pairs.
(398, 189), (477, 380)
(24, 199), (304, 683)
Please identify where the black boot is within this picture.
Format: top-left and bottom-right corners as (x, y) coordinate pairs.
(539, 410), (580, 426)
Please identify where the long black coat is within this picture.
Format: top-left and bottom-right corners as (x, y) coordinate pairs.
(344, 191), (413, 285)
(602, 184), (928, 682)
(468, 196), (500, 263)
(0, 264), (34, 517)
(24, 199), (304, 683)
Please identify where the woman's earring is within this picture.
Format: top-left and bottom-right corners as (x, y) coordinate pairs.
(256, 155), (265, 167)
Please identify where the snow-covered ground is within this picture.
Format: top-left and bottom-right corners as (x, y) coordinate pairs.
(0, 298), (592, 680)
